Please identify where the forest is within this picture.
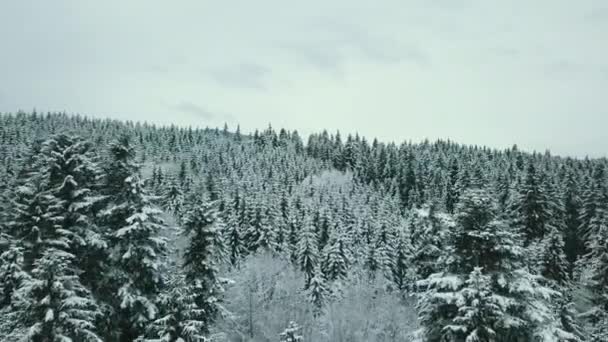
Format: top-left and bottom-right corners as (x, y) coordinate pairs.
(0, 111), (607, 341)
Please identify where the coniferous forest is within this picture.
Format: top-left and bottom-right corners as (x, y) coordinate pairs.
(1, 111), (608, 342)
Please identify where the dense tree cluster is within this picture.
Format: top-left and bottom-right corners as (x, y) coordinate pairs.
(0, 111), (607, 341)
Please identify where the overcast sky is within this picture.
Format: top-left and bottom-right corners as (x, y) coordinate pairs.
(1, 1), (607, 157)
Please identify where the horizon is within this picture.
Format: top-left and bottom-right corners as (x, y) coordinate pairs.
(1, 109), (604, 160)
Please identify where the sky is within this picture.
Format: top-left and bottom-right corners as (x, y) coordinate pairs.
(0, 1), (607, 157)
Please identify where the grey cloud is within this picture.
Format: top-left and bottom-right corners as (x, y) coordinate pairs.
(489, 47), (521, 58)
(166, 101), (237, 125)
(144, 65), (170, 74)
(585, 7), (608, 22)
(206, 63), (271, 89)
(542, 60), (588, 80)
(169, 101), (215, 120)
(280, 42), (344, 73)
(279, 22), (430, 74)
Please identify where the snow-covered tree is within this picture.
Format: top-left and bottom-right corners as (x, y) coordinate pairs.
(16, 248), (101, 341)
(417, 189), (573, 342)
(322, 231), (351, 282)
(508, 162), (552, 246)
(584, 210), (608, 337)
(160, 179), (184, 219)
(279, 321), (303, 342)
(144, 274), (207, 342)
(0, 245), (27, 309)
(297, 216), (319, 288)
(100, 136), (167, 341)
(540, 226), (571, 286)
(224, 212), (245, 267)
(410, 204), (448, 280)
(391, 231), (413, 291)
(307, 265), (327, 317)
(442, 267), (501, 342)
(182, 200), (225, 336)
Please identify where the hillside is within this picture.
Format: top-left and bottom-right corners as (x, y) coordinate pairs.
(1, 111), (607, 341)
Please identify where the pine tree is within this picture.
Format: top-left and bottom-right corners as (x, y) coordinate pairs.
(584, 210), (608, 335)
(5, 176), (48, 270)
(100, 136), (167, 341)
(36, 135), (106, 293)
(307, 264), (327, 317)
(563, 171), (583, 272)
(375, 219), (396, 280)
(178, 160), (188, 186)
(161, 179), (184, 219)
(0, 245), (27, 309)
(442, 267), (501, 342)
(279, 321), (303, 342)
(508, 162), (552, 246)
(417, 189), (572, 342)
(224, 212), (245, 267)
(144, 274), (207, 342)
(559, 296), (586, 341)
(363, 240), (380, 279)
(579, 164), (608, 243)
(540, 226), (571, 286)
(391, 231), (412, 291)
(182, 200), (224, 336)
(445, 157), (460, 214)
(297, 216), (319, 289)
(322, 231), (351, 282)
(16, 248), (101, 341)
(410, 204), (447, 280)
(243, 198), (277, 253)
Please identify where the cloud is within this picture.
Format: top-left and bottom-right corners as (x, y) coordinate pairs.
(206, 63), (271, 89)
(144, 65), (170, 74)
(585, 6), (608, 22)
(489, 47), (521, 58)
(165, 101), (237, 126)
(278, 20), (430, 74)
(168, 101), (215, 120)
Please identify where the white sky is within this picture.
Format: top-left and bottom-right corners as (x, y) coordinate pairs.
(1, 0), (607, 157)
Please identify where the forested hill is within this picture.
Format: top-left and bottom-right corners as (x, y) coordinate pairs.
(1, 111), (607, 341)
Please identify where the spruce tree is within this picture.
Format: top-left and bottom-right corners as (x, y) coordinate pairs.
(16, 248), (101, 342)
(224, 212), (245, 267)
(391, 231), (412, 292)
(297, 216), (319, 289)
(563, 170), (583, 272)
(584, 210), (608, 336)
(100, 136), (167, 341)
(5, 176), (48, 270)
(417, 189), (572, 342)
(279, 321), (304, 342)
(161, 179), (184, 219)
(181, 200), (225, 336)
(540, 226), (571, 286)
(410, 204), (446, 280)
(442, 267), (501, 342)
(0, 244), (27, 309)
(508, 162), (552, 246)
(445, 157), (460, 214)
(35, 135), (106, 294)
(579, 164), (608, 243)
(307, 264), (327, 317)
(322, 231), (351, 282)
(144, 274), (207, 342)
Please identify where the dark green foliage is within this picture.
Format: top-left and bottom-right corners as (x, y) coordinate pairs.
(182, 201), (224, 335)
(100, 136), (167, 341)
(17, 248), (101, 342)
(0, 112), (606, 341)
